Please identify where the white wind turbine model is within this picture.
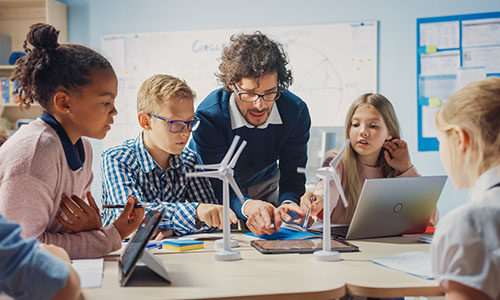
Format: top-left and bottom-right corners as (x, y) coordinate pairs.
(186, 135), (247, 261)
(298, 139), (349, 261)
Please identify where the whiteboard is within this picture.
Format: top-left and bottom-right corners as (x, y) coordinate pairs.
(100, 22), (378, 149)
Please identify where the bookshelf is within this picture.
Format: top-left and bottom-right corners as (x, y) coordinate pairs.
(0, 0), (66, 130)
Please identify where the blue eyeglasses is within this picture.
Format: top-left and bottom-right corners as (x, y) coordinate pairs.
(148, 113), (200, 133)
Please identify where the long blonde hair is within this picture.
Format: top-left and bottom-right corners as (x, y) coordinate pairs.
(435, 77), (500, 181)
(331, 93), (402, 223)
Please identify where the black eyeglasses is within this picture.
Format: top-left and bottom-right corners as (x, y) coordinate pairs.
(148, 113), (200, 133)
(233, 84), (281, 103)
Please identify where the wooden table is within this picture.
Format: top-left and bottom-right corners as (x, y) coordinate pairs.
(83, 234), (442, 299)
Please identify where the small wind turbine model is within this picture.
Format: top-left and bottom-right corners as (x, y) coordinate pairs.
(186, 135), (247, 261)
(298, 139), (350, 261)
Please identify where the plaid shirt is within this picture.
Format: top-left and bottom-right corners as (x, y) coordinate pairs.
(101, 133), (218, 235)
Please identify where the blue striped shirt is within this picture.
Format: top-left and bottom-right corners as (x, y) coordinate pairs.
(101, 133), (218, 235)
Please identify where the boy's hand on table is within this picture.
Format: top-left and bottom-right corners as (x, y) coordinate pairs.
(196, 203), (238, 229)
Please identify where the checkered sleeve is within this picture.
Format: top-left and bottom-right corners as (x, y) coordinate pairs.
(184, 152), (218, 205)
(101, 149), (198, 235)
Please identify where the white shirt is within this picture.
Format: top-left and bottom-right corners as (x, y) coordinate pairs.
(228, 93), (282, 130)
(228, 93), (284, 217)
(431, 166), (500, 299)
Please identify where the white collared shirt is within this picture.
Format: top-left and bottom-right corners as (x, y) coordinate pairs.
(229, 93), (287, 217)
(229, 93), (282, 130)
(431, 166), (500, 299)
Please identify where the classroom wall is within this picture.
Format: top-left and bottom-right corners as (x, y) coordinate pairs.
(60, 0), (500, 216)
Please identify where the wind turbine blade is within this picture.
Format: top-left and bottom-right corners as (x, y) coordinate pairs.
(296, 167), (306, 174)
(194, 164), (220, 170)
(186, 171), (221, 179)
(329, 139), (350, 168)
(229, 140), (247, 168)
(332, 172), (348, 208)
(220, 136), (240, 168)
(227, 176), (244, 203)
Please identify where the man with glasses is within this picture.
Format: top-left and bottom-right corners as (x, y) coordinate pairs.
(101, 74), (237, 238)
(190, 32), (311, 236)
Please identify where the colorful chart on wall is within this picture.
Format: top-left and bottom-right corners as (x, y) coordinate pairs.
(100, 22), (378, 149)
(417, 12), (500, 151)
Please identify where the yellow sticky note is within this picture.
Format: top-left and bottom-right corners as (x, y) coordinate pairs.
(429, 97), (440, 107)
(426, 45), (437, 53)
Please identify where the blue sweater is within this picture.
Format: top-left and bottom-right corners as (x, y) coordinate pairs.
(190, 88), (311, 220)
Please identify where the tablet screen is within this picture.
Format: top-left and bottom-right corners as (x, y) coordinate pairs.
(119, 208), (165, 282)
(251, 238), (358, 254)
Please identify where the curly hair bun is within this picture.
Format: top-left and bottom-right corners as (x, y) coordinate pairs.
(27, 23), (59, 51)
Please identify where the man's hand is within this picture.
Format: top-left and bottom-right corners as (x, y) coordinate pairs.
(244, 200), (280, 236)
(56, 192), (102, 232)
(276, 202), (306, 224)
(196, 203), (238, 229)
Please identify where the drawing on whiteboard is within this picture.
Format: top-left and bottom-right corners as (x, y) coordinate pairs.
(100, 22), (378, 149)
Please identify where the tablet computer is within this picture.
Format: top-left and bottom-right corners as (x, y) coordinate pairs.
(119, 208), (168, 286)
(250, 238), (358, 254)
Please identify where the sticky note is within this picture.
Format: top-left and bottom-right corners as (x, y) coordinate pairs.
(426, 45), (437, 53)
(429, 97), (441, 107)
(162, 239), (204, 252)
(418, 97), (429, 106)
(418, 45), (438, 54)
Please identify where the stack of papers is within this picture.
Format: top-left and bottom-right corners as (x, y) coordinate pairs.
(371, 251), (434, 280)
(71, 258), (104, 288)
(162, 239), (204, 251)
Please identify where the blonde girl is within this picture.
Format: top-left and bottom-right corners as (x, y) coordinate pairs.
(431, 77), (500, 300)
(301, 93), (438, 225)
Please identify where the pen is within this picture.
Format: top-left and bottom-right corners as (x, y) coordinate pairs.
(102, 204), (151, 209)
(302, 196), (315, 230)
(145, 242), (161, 249)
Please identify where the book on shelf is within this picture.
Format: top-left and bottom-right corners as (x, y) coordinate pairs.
(0, 78), (20, 104)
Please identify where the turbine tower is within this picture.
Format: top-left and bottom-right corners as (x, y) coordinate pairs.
(298, 139), (349, 261)
(186, 135), (247, 261)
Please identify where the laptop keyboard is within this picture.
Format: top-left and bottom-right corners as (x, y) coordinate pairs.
(331, 226), (349, 237)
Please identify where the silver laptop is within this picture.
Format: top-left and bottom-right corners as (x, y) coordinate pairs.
(312, 175), (447, 239)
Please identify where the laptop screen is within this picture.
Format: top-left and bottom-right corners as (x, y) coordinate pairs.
(119, 208), (166, 283)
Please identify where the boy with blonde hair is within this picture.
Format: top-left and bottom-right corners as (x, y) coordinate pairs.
(102, 74), (236, 237)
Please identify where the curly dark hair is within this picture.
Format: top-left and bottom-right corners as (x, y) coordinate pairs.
(216, 31), (293, 90)
(10, 23), (113, 110)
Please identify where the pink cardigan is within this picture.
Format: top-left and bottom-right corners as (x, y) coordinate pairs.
(314, 152), (439, 225)
(0, 119), (121, 259)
